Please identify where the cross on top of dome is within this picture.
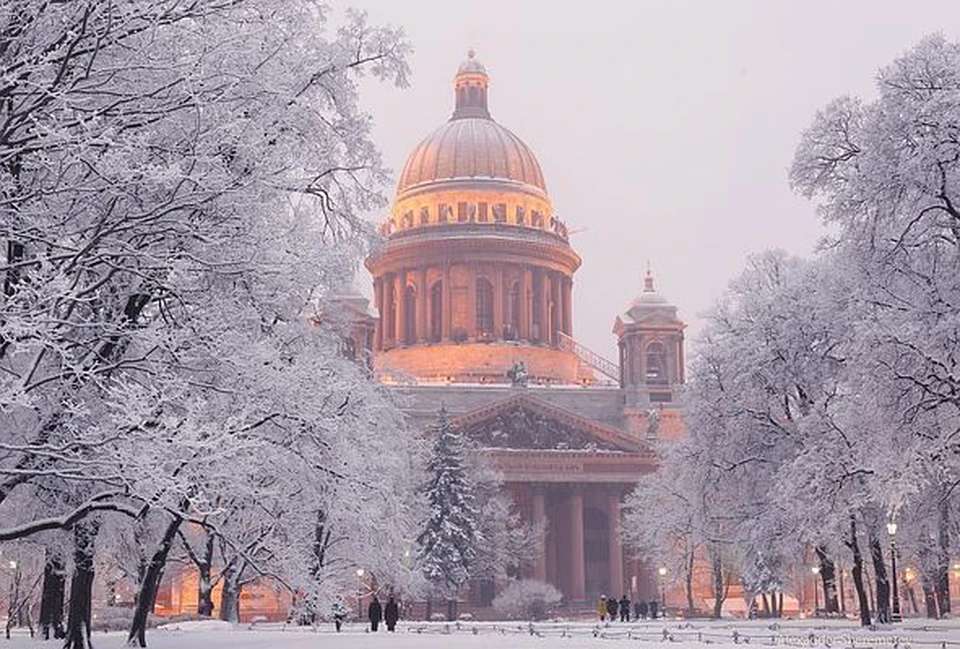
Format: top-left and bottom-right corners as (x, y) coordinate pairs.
(457, 48), (487, 75)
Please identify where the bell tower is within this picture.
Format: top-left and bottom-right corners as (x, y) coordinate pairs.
(613, 270), (685, 438)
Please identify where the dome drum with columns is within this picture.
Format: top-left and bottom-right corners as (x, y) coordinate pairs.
(366, 51), (581, 384)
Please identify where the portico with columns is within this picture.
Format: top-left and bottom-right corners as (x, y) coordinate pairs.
(449, 392), (656, 605)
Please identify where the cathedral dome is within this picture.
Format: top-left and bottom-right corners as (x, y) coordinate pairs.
(396, 118), (547, 196)
(395, 50), (547, 200)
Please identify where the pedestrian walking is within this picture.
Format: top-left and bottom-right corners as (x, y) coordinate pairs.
(619, 595), (630, 622)
(332, 598), (347, 632)
(606, 595), (618, 621)
(368, 595), (382, 632)
(597, 595), (607, 622)
(384, 595), (399, 632)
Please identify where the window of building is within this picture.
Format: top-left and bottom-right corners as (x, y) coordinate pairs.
(403, 285), (417, 345)
(476, 278), (494, 338)
(645, 342), (667, 385)
(429, 281), (443, 342)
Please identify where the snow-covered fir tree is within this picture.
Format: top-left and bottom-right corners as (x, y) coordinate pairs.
(416, 408), (481, 620)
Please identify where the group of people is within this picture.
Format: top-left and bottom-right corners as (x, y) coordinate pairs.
(367, 595), (400, 632)
(330, 594), (400, 633)
(597, 595), (660, 622)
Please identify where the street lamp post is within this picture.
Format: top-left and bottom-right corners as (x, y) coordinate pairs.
(887, 522), (901, 622)
(811, 566), (820, 617)
(356, 568), (365, 621)
(658, 567), (667, 618)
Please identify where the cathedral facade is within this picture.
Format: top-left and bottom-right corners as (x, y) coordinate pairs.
(359, 51), (687, 609)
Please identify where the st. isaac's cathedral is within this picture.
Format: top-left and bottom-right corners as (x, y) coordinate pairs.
(352, 50), (688, 610)
(151, 51), (689, 621)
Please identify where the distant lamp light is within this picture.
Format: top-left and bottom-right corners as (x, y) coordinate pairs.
(658, 567), (667, 577)
(356, 568), (365, 578)
(811, 566), (820, 575)
(887, 521), (898, 537)
(7, 560), (16, 570)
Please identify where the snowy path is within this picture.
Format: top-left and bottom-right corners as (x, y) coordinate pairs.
(4, 619), (958, 649)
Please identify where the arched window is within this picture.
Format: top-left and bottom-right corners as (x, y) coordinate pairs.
(429, 281), (443, 342)
(507, 282), (521, 340)
(403, 285), (417, 345)
(645, 342), (667, 385)
(476, 278), (494, 338)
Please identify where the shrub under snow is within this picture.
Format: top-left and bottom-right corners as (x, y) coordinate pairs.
(492, 580), (562, 621)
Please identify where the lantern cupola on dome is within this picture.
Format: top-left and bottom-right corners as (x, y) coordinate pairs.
(453, 49), (490, 119)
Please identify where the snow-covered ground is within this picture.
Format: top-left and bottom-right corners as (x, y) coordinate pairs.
(4, 618), (958, 649)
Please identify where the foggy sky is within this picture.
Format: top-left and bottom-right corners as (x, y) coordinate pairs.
(351, 0), (960, 361)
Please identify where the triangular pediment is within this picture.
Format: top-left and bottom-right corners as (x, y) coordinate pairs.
(450, 392), (652, 455)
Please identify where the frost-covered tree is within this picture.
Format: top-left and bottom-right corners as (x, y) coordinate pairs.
(416, 408), (481, 621)
(792, 33), (960, 619)
(0, 0), (416, 646)
(471, 460), (544, 587)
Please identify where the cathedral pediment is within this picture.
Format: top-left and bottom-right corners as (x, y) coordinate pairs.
(451, 392), (650, 454)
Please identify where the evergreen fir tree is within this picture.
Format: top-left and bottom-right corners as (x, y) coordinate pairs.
(416, 407), (480, 618)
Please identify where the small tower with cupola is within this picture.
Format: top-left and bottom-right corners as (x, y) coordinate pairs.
(613, 270), (686, 439)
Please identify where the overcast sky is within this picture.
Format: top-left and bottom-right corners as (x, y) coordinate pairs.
(351, 0), (960, 361)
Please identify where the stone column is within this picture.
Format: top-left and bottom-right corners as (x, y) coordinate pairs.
(466, 264), (477, 340)
(532, 487), (548, 582)
(521, 266), (533, 341)
(416, 267), (428, 343)
(550, 272), (560, 345)
(493, 264), (504, 340)
(383, 272), (394, 345)
(608, 489), (624, 599)
(570, 487), (585, 602)
(563, 276), (573, 336)
(442, 265), (452, 341)
(395, 269), (407, 344)
(373, 277), (383, 351)
(537, 269), (549, 344)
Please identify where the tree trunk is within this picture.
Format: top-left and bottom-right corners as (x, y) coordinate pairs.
(128, 515), (183, 647)
(923, 580), (939, 618)
(761, 593), (770, 618)
(219, 566), (241, 623)
(848, 519), (872, 626)
(777, 591), (784, 618)
(197, 532), (215, 617)
(685, 551), (695, 616)
(445, 598), (456, 622)
(936, 498), (951, 616)
(815, 546), (840, 615)
(64, 520), (99, 649)
(39, 550), (66, 640)
(869, 536), (890, 623)
(711, 548), (725, 619)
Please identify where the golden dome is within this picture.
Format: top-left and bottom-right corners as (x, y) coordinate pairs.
(395, 51), (547, 198)
(397, 118), (547, 196)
